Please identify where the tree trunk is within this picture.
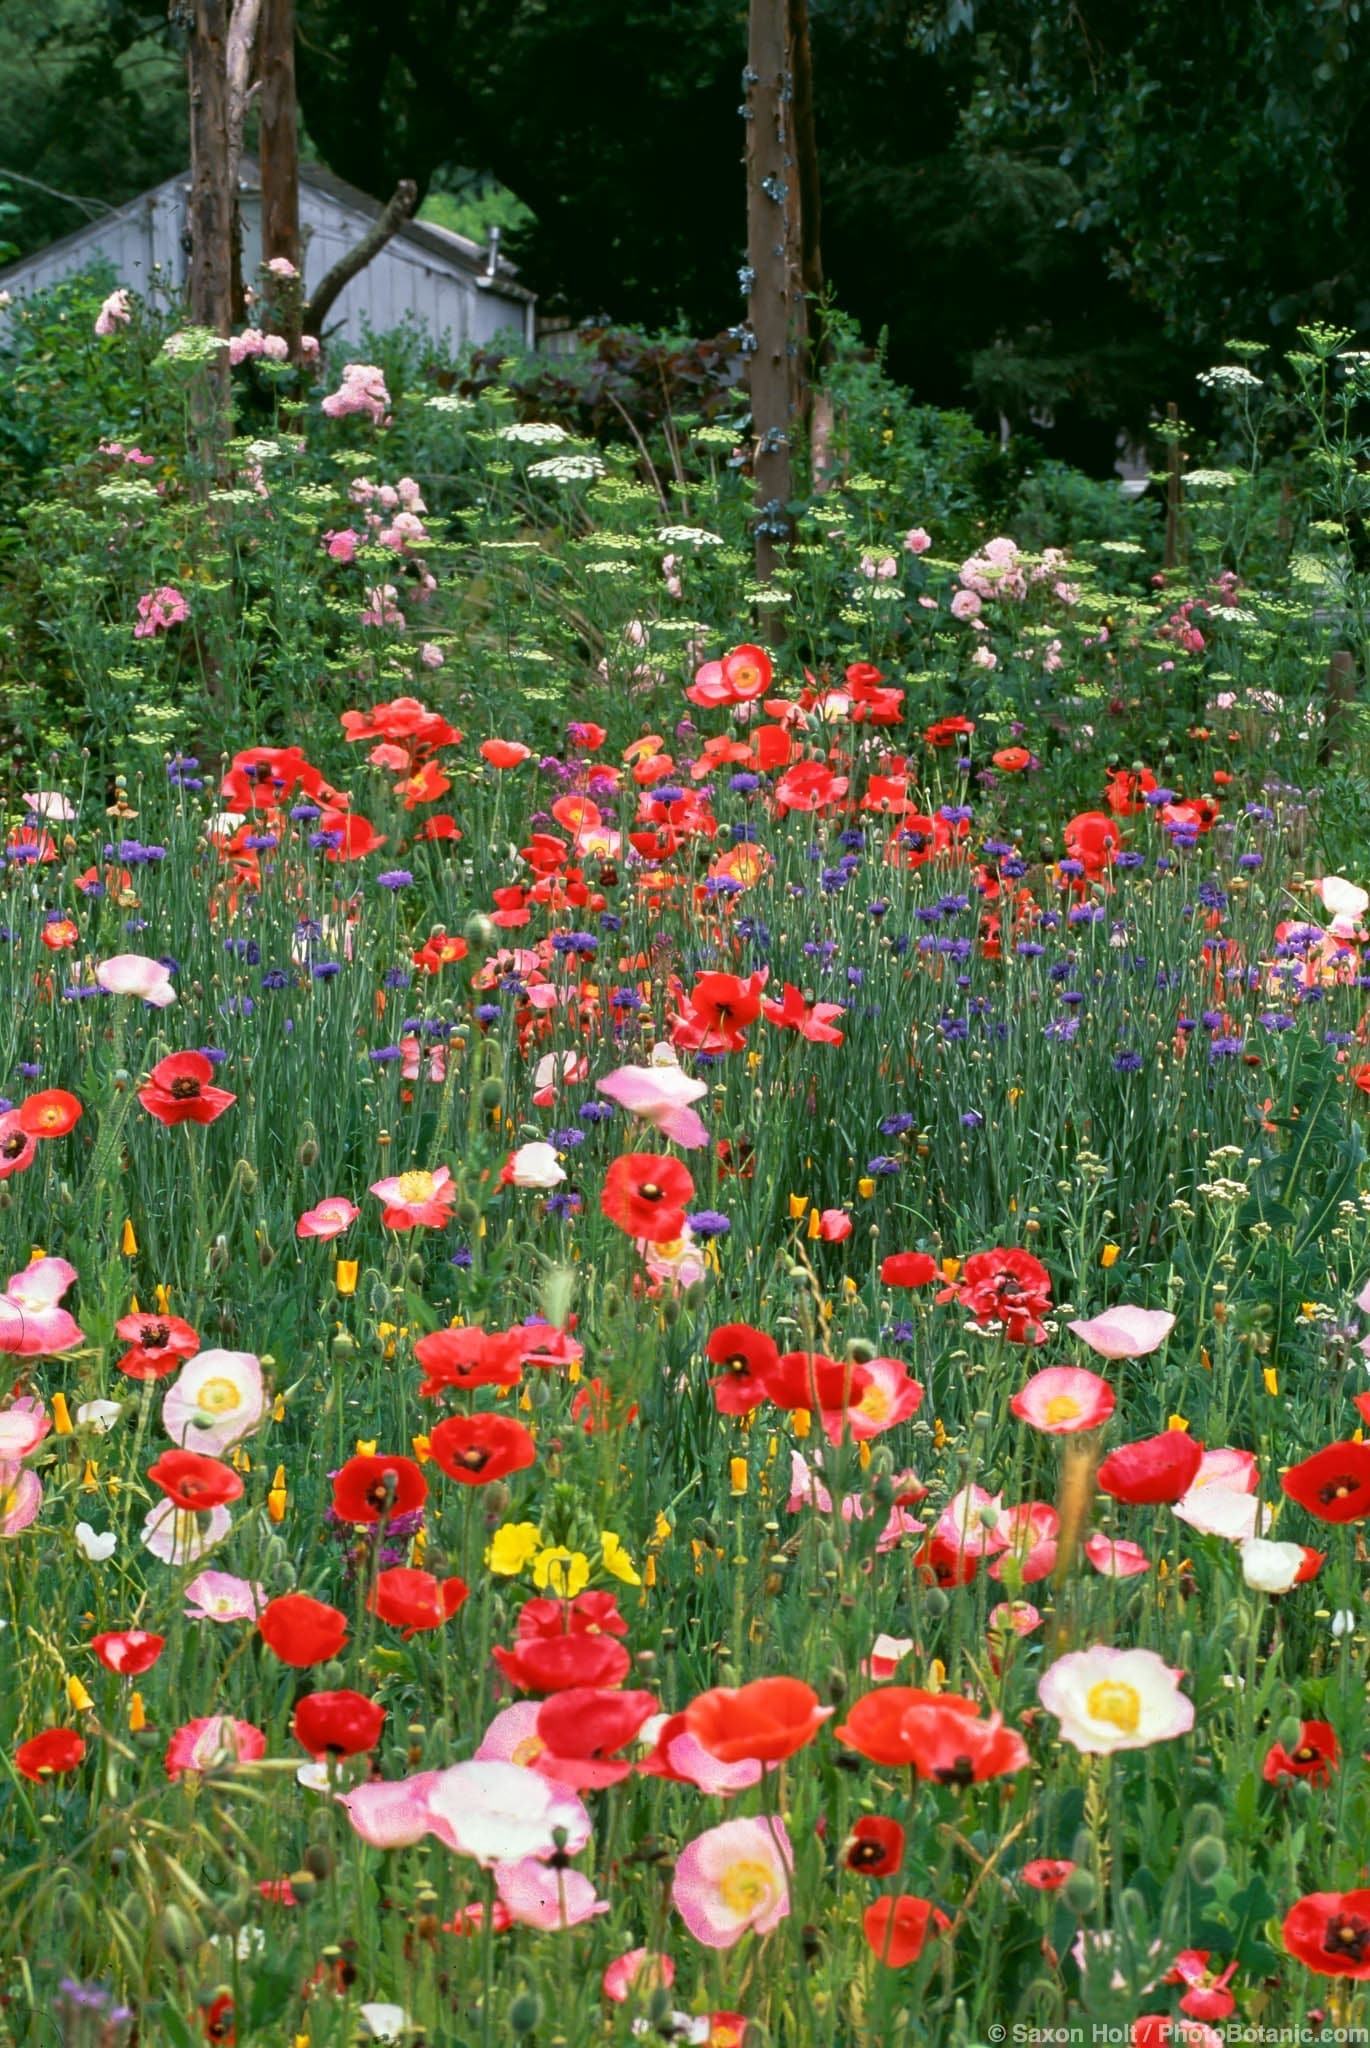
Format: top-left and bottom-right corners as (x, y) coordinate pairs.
(744, 0), (801, 586)
(187, 0), (233, 337)
(258, 0), (302, 350)
(788, 0), (822, 405)
(225, 0), (262, 325)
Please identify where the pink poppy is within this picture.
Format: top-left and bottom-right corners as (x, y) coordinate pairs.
(95, 953), (177, 1008)
(369, 1165), (455, 1230)
(987, 1502), (1060, 1583)
(1010, 1367), (1115, 1434)
(0, 1258), (84, 1357)
(183, 1571), (265, 1622)
(638, 1715), (764, 1796)
(1172, 1485), (1261, 1543)
(296, 1197), (360, 1241)
(474, 1701), (547, 1768)
(0, 1397), (50, 1462)
(672, 1817), (792, 1948)
(0, 1465), (42, 1536)
(494, 1858), (610, 1930)
(937, 1485), (1010, 1559)
(338, 1772), (441, 1849)
(1084, 1533), (1151, 1578)
(1068, 1305), (1176, 1359)
(596, 1060), (709, 1149)
(165, 1715), (266, 1778)
(603, 1949), (675, 2004)
(422, 1760), (591, 1868)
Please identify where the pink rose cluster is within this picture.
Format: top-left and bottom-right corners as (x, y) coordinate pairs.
(94, 289), (132, 338)
(321, 362), (391, 424)
(229, 328), (288, 367)
(133, 586), (190, 640)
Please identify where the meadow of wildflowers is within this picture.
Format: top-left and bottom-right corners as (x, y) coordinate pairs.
(4, 288), (1370, 2048)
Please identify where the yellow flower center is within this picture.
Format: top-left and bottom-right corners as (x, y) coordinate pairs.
(1085, 1680), (1141, 1735)
(856, 1386), (892, 1423)
(196, 1376), (241, 1415)
(719, 1859), (773, 1915)
(511, 1734), (547, 1767)
(397, 1171), (435, 1203)
(1045, 1394), (1081, 1425)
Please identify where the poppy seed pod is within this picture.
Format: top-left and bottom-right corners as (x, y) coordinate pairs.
(479, 1076), (504, 1110)
(1061, 1867), (1099, 1915)
(1188, 1836), (1226, 1884)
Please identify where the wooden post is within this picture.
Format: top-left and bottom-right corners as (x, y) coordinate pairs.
(744, 0), (802, 585)
(186, 0), (234, 338)
(258, 0), (301, 349)
(1163, 399), (1182, 571)
(1322, 648), (1357, 763)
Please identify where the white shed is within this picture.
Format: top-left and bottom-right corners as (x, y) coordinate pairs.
(0, 159), (536, 351)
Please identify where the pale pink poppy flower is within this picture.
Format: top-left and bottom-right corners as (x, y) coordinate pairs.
(94, 289), (132, 336)
(1083, 1533), (1150, 1578)
(22, 790), (76, 822)
(369, 1164), (455, 1229)
(421, 643), (445, 669)
(95, 953), (177, 1007)
(141, 1499), (232, 1565)
(297, 1196), (359, 1241)
(987, 1502), (1060, 1584)
(862, 1633), (914, 1680)
(1172, 1484), (1261, 1544)
(423, 1760), (592, 1868)
(1010, 1366), (1115, 1434)
(640, 1230), (708, 1294)
(596, 1058), (708, 1149)
(988, 1601), (1042, 1638)
(1189, 1446), (1259, 1493)
(0, 1258), (84, 1356)
(183, 1570), (265, 1622)
(1039, 1646), (1193, 1755)
(903, 527), (932, 554)
(339, 1772), (441, 1849)
(533, 1050), (588, 1106)
(0, 1396), (50, 1461)
(494, 1858), (610, 1930)
(937, 1484), (1009, 1559)
(400, 1036), (446, 1084)
(1068, 1305), (1175, 1359)
(162, 1350), (264, 1455)
(672, 1817), (792, 1948)
(0, 1465), (42, 1536)
(1317, 875), (1367, 925)
(165, 1715), (266, 1778)
(603, 1949), (675, 2004)
(474, 1701), (546, 1768)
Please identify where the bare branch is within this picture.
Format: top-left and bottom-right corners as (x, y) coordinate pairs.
(226, 0), (263, 181)
(303, 180), (417, 338)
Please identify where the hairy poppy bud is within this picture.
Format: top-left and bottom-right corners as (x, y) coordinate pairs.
(1061, 1867), (1098, 1915)
(479, 1075), (504, 1110)
(508, 1992), (543, 2033)
(1187, 1836), (1226, 1884)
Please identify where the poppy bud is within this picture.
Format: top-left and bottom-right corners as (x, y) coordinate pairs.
(1061, 1867), (1098, 1915)
(406, 1254), (425, 1284)
(825, 1665), (847, 1703)
(463, 911), (496, 955)
(208, 1235), (229, 1272)
(1187, 1836), (1226, 1884)
(298, 1137), (320, 1168)
(303, 1843), (333, 1880)
(1275, 1716), (1304, 1754)
(288, 1868), (318, 1902)
(847, 1338), (877, 1363)
(647, 1988), (676, 2027)
(157, 1904), (198, 1961)
(921, 1587), (949, 1621)
(456, 1197), (481, 1227)
(479, 1076), (504, 1110)
(236, 1160), (258, 1195)
(818, 1539), (842, 1576)
(332, 1332), (356, 1355)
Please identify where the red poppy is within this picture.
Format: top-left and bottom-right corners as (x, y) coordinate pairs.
(684, 1677), (832, 1764)
(0, 1115), (36, 1178)
(673, 972), (765, 1054)
(944, 1246), (1052, 1342)
(138, 1051), (236, 1127)
(41, 918), (79, 952)
(1098, 1432), (1205, 1506)
(17, 1089), (83, 1138)
(881, 1251), (940, 1289)
(330, 1452), (429, 1524)
(1020, 1859), (1076, 1890)
(91, 1629), (165, 1676)
(480, 738), (532, 769)
(761, 1350), (872, 1415)
(705, 1323), (779, 1416)
(760, 983), (846, 1045)
(992, 746), (1034, 772)
(368, 1567), (468, 1638)
(600, 1153), (695, 1242)
(492, 1592), (632, 1693)
(147, 1448), (243, 1510)
(842, 1816), (905, 1877)
(317, 807), (385, 862)
(924, 715), (976, 748)
(15, 1728), (85, 1780)
(413, 1325), (523, 1397)
(428, 1413), (537, 1486)
(258, 1593), (349, 1667)
(534, 1687), (658, 1786)
(1264, 1720), (1339, 1787)
(412, 932), (468, 973)
(202, 1991), (235, 2044)
(896, 1700), (1030, 1784)
(1063, 810), (1122, 873)
(1281, 1441), (1370, 1523)
(863, 1894), (949, 1966)
(293, 1690), (386, 1758)
(1282, 1890), (1370, 1977)
(114, 1309), (200, 1382)
(835, 1687), (977, 1765)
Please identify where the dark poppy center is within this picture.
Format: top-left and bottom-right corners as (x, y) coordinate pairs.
(142, 1323), (169, 1348)
(455, 1446), (490, 1472)
(1324, 1916), (1370, 1963)
(1318, 1478), (1362, 1504)
(639, 1183), (663, 1202)
(846, 1840), (887, 1871)
(0, 1133), (26, 1160)
(169, 1076), (201, 1100)
(1294, 1745), (1319, 1764)
(933, 1756), (977, 1788)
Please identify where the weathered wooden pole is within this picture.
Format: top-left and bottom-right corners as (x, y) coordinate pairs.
(186, 0), (234, 338)
(744, 0), (803, 584)
(258, 0), (302, 348)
